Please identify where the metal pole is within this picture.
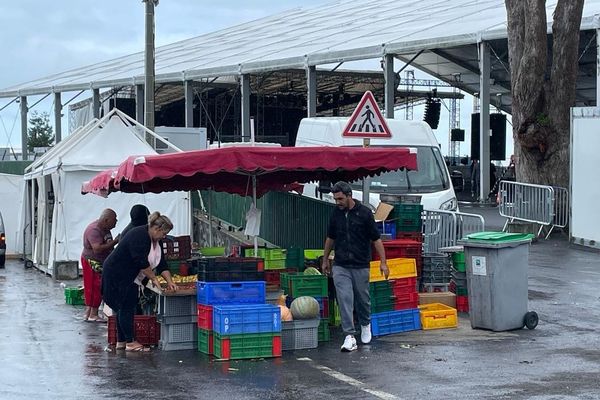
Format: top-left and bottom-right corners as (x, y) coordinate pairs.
(20, 96), (28, 160)
(54, 92), (62, 143)
(307, 65), (317, 117)
(252, 175), (258, 257)
(92, 89), (100, 119)
(184, 80), (194, 127)
(479, 41), (491, 201)
(241, 74), (251, 142)
(362, 138), (371, 208)
(207, 190), (213, 247)
(597, 29), (600, 106)
(135, 84), (144, 123)
(144, 0), (157, 132)
(384, 54), (395, 118)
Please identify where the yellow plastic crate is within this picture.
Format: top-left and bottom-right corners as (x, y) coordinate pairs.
(369, 258), (416, 282)
(418, 303), (458, 330)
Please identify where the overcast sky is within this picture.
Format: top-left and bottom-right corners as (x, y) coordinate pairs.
(0, 0), (511, 161)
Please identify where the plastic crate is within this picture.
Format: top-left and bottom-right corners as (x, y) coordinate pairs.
(395, 232), (423, 242)
(452, 251), (465, 264)
(244, 248), (266, 258)
(449, 280), (468, 296)
(107, 315), (160, 345)
(420, 282), (451, 293)
(158, 294), (197, 317)
(281, 318), (320, 350)
(377, 221), (397, 238)
(304, 249), (324, 260)
(196, 281), (266, 305)
(66, 297), (85, 305)
(456, 295), (469, 313)
(371, 308), (421, 337)
(371, 295), (395, 313)
(197, 328), (213, 355)
(160, 322), (197, 344)
(213, 304), (281, 335)
(197, 304), (213, 330)
(159, 340), (197, 351)
(393, 292), (419, 311)
(369, 258), (417, 282)
(329, 300), (341, 327)
(318, 319), (331, 342)
(286, 248), (304, 268)
(213, 332), (282, 360)
(418, 303), (458, 330)
(393, 203), (424, 214)
(162, 236), (192, 260)
(284, 274), (328, 298)
(393, 210), (423, 232)
(373, 239), (422, 261)
(193, 257), (265, 282)
(370, 280), (393, 297)
(391, 277), (418, 295)
(264, 259), (286, 270)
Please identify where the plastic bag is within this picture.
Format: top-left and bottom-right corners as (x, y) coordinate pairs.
(244, 203), (262, 236)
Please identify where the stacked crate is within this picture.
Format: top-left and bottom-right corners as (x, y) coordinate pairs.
(369, 258), (421, 336)
(392, 203), (423, 240)
(197, 277), (281, 360)
(449, 251), (469, 312)
(108, 315), (161, 346)
(421, 253), (452, 293)
(157, 294), (198, 351)
(373, 239), (422, 290)
(280, 271), (330, 342)
(162, 235), (192, 275)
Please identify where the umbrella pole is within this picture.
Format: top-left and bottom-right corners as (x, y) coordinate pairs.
(208, 189), (213, 247)
(253, 176), (258, 257)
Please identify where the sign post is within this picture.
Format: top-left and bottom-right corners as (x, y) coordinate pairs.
(342, 91), (391, 208)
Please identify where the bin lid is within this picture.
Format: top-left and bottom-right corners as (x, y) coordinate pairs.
(458, 231), (534, 248)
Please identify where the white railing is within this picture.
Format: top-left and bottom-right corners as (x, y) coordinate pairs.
(498, 181), (569, 238)
(422, 210), (485, 253)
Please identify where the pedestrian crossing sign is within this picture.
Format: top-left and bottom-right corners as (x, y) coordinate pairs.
(342, 91), (392, 138)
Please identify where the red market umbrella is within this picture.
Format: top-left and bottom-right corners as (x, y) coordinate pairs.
(82, 146), (417, 197)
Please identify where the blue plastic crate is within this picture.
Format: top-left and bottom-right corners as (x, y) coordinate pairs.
(213, 304), (281, 335)
(377, 221), (396, 238)
(371, 308), (421, 337)
(197, 281), (266, 305)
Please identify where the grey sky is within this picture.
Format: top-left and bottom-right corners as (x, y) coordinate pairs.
(0, 0), (511, 161)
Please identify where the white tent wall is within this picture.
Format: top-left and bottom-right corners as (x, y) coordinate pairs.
(0, 173), (25, 255)
(20, 110), (192, 275)
(47, 169), (189, 274)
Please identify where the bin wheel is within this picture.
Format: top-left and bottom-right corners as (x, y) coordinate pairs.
(524, 311), (538, 330)
(24, 260), (34, 269)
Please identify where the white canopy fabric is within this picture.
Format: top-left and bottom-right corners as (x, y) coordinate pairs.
(0, 173), (25, 255)
(20, 111), (191, 274)
(2, 0), (600, 97)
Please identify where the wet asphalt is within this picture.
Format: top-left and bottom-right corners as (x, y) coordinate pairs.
(1, 206), (600, 400)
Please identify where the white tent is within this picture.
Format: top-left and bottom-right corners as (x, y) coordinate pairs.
(21, 109), (191, 276)
(0, 173), (25, 255)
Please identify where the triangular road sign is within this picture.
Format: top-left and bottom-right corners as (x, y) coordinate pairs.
(342, 91), (392, 138)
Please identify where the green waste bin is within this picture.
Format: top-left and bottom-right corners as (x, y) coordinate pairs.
(459, 232), (538, 332)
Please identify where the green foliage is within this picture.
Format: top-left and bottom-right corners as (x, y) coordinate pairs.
(535, 113), (551, 127)
(27, 111), (54, 151)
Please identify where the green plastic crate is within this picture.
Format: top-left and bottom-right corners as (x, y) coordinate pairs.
(286, 248), (305, 268)
(66, 297), (85, 305)
(318, 319), (331, 342)
(329, 299), (341, 327)
(392, 204), (423, 214)
(286, 274), (328, 298)
(213, 332), (280, 360)
(453, 262), (466, 272)
(244, 248), (266, 258)
(197, 329), (213, 355)
(452, 251), (465, 263)
(304, 249), (324, 260)
(265, 259), (286, 270)
(369, 281), (393, 297)
(64, 287), (84, 305)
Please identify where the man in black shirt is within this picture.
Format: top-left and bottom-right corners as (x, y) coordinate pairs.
(322, 181), (388, 352)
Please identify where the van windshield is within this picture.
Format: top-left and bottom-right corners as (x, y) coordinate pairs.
(351, 146), (450, 194)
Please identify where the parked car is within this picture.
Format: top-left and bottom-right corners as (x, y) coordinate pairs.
(0, 211), (5, 267)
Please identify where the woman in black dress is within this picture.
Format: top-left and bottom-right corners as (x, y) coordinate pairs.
(102, 211), (178, 352)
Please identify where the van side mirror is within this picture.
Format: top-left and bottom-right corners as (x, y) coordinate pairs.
(318, 180), (332, 194)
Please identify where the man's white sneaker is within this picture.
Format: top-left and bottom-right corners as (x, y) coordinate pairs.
(361, 324), (372, 344)
(340, 334), (358, 352)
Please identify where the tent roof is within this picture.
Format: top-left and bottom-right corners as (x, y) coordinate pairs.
(3, 0), (600, 106)
(81, 146), (418, 197)
(24, 112), (158, 179)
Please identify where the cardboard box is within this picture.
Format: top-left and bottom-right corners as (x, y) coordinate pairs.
(418, 292), (456, 309)
(374, 202), (394, 222)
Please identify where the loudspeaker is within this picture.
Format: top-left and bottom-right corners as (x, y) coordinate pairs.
(470, 113), (506, 161)
(423, 98), (441, 130)
(451, 128), (465, 142)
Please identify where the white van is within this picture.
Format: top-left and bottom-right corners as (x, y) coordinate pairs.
(295, 117), (457, 211)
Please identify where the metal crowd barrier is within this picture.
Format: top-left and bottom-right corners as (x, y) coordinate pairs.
(422, 210), (485, 253)
(498, 181), (569, 239)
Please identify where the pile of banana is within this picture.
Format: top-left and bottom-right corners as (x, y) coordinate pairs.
(156, 274), (198, 285)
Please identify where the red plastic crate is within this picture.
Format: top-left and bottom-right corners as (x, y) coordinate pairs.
(197, 304), (213, 330)
(373, 239), (422, 261)
(108, 315), (160, 345)
(395, 232), (423, 242)
(391, 277), (418, 295)
(264, 268), (297, 286)
(393, 292), (419, 310)
(162, 236), (192, 260)
(456, 296), (469, 313)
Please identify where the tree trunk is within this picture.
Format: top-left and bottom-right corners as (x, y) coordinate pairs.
(505, 0), (584, 188)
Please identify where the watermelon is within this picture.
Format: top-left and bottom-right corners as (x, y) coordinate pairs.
(303, 267), (322, 275)
(290, 296), (320, 319)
